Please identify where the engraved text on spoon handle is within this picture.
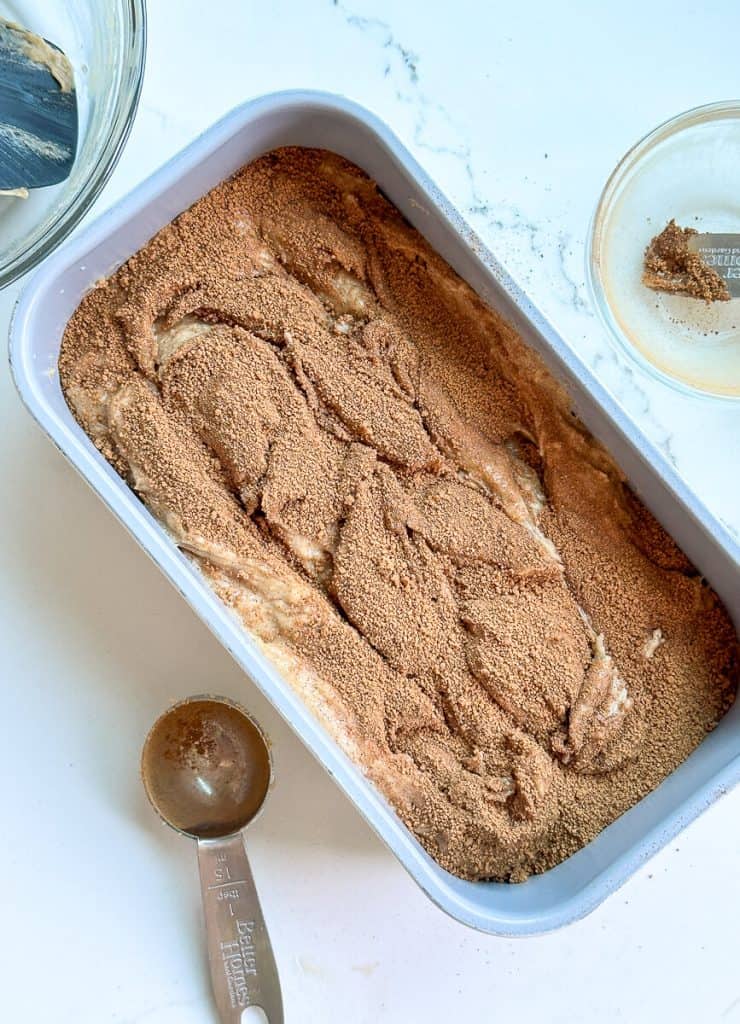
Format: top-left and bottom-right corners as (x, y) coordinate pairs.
(197, 833), (283, 1024)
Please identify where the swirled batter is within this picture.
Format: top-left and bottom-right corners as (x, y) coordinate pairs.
(59, 148), (737, 880)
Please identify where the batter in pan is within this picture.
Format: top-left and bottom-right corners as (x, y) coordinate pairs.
(60, 148), (737, 880)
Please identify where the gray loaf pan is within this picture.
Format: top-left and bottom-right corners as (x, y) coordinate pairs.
(9, 92), (740, 935)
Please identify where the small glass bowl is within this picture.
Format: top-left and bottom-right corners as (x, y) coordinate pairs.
(587, 101), (740, 401)
(0, 0), (147, 287)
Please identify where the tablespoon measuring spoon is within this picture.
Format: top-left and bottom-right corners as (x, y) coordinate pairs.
(141, 696), (283, 1024)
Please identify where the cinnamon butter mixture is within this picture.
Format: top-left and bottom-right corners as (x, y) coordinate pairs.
(59, 149), (738, 881)
(643, 219), (731, 302)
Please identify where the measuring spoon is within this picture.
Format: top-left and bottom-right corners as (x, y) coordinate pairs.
(141, 696), (283, 1023)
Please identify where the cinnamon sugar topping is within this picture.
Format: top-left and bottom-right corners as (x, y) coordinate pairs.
(60, 149), (738, 881)
(643, 219), (731, 302)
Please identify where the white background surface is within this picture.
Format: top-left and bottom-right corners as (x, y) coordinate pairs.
(2, 2), (739, 1022)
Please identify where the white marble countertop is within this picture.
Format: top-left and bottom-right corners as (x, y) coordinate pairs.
(2, 2), (739, 1022)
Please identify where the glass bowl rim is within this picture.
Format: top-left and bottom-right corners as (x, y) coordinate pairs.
(586, 99), (740, 403)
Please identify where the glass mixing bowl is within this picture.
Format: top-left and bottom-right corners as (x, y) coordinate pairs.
(587, 101), (740, 401)
(0, 0), (146, 287)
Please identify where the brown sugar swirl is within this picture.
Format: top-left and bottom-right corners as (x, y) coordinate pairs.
(59, 148), (738, 881)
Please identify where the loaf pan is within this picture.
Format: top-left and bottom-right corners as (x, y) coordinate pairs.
(9, 92), (740, 935)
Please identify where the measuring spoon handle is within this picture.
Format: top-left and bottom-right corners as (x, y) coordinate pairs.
(197, 833), (283, 1024)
